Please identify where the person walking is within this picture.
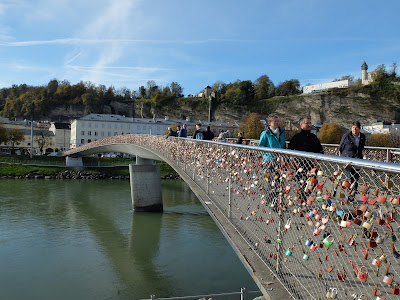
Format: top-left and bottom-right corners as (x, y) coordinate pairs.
(236, 132), (244, 144)
(339, 121), (366, 188)
(203, 126), (215, 140)
(339, 121), (366, 159)
(258, 114), (285, 161)
(288, 116), (323, 153)
(178, 124), (188, 138)
(192, 123), (204, 140)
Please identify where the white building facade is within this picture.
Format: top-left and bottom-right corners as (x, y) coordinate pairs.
(49, 123), (71, 152)
(70, 113), (238, 149)
(303, 79), (353, 94)
(70, 114), (179, 148)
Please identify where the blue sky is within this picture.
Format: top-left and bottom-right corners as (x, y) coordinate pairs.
(0, 0), (399, 96)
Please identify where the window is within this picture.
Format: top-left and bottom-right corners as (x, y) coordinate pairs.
(108, 124), (111, 129)
(94, 131), (98, 136)
(114, 132), (118, 136)
(81, 131), (85, 136)
(81, 139), (85, 144)
(114, 124), (118, 129)
(121, 124), (124, 129)
(82, 123), (85, 127)
(88, 123), (92, 128)
(88, 139), (91, 143)
(108, 132), (111, 137)
(88, 131), (92, 136)
(101, 132), (105, 137)
(102, 124), (105, 128)
(95, 123), (98, 128)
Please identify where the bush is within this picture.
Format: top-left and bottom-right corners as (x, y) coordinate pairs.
(319, 123), (347, 144)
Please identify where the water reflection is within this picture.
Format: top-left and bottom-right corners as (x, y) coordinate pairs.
(0, 179), (258, 299)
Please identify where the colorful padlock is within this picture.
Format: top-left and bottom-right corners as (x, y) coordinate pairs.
(323, 236), (334, 248)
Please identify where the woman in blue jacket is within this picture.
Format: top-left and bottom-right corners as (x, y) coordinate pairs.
(258, 114), (285, 161)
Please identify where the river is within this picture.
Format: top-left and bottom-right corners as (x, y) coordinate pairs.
(0, 179), (259, 299)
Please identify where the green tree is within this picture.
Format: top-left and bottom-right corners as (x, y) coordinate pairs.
(254, 75), (274, 100)
(170, 82), (183, 98)
(138, 86), (146, 98)
(319, 123), (347, 144)
(275, 79), (300, 96)
(237, 113), (264, 139)
(7, 128), (25, 151)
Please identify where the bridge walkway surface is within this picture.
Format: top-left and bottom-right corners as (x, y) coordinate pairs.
(65, 135), (400, 300)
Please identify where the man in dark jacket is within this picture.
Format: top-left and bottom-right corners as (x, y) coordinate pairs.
(339, 121), (366, 159)
(339, 121), (366, 190)
(288, 116), (323, 153)
(203, 126), (215, 140)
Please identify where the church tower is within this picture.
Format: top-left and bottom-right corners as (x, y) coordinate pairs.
(361, 61), (368, 85)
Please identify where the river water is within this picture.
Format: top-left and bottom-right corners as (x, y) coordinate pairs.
(0, 179), (259, 299)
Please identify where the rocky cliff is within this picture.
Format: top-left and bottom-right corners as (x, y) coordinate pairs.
(46, 92), (400, 128)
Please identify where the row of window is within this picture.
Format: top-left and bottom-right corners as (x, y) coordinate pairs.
(80, 123), (163, 131)
(81, 131), (124, 137)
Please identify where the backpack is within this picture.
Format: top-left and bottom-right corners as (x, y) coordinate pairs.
(196, 132), (204, 140)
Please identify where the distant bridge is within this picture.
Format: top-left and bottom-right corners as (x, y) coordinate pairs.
(65, 135), (400, 300)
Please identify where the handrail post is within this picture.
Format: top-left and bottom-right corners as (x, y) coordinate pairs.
(228, 178), (232, 219)
(240, 287), (246, 300)
(150, 295), (155, 300)
(206, 168), (209, 195)
(276, 198), (284, 273)
(387, 148), (390, 163)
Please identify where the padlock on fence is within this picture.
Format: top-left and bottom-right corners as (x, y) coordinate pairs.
(383, 273), (394, 286)
(357, 266), (368, 282)
(323, 236), (334, 248)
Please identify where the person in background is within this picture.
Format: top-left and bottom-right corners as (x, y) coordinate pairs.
(166, 127), (176, 138)
(236, 132), (244, 144)
(192, 123), (204, 140)
(339, 121), (366, 189)
(258, 114), (285, 161)
(288, 116), (323, 154)
(203, 126), (215, 140)
(339, 121), (366, 159)
(178, 124), (187, 138)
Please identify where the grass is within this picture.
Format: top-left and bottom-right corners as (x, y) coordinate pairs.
(0, 155), (178, 178)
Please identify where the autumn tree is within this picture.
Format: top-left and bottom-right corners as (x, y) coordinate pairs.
(0, 123), (8, 144)
(237, 113), (264, 139)
(319, 123), (347, 144)
(35, 130), (52, 155)
(7, 128), (25, 152)
(368, 133), (398, 147)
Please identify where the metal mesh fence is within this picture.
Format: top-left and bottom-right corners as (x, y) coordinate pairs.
(66, 135), (400, 300)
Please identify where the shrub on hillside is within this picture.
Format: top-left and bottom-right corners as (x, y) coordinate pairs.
(319, 123), (347, 144)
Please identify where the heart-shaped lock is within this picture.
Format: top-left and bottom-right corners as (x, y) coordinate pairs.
(321, 215), (329, 224)
(342, 180), (350, 189)
(357, 266), (368, 282)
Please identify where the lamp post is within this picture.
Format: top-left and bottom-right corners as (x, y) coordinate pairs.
(30, 103), (34, 158)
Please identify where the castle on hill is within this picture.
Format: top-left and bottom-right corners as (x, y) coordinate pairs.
(302, 61), (373, 94)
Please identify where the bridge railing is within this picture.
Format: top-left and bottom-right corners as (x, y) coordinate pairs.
(226, 138), (400, 164)
(66, 135), (400, 300)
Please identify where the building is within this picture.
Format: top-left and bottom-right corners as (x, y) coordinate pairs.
(361, 61), (374, 85)
(302, 79), (354, 94)
(70, 113), (238, 149)
(197, 86), (213, 98)
(363, 122), (400, 134)
(49, 123), (71, 152)
(0, 120), (55, 155)
(303, 61), (374, 94)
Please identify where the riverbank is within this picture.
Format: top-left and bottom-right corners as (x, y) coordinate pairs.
(0, 156), (179, 179)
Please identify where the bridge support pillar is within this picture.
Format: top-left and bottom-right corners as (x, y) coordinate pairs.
(129, 158), (163, 212)
(65, 156), (83, 169)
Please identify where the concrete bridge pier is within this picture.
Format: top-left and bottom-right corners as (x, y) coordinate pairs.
(129, 156), (163, 212)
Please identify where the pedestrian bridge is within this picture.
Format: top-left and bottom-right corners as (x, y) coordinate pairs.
(65, 135), (400, 300)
